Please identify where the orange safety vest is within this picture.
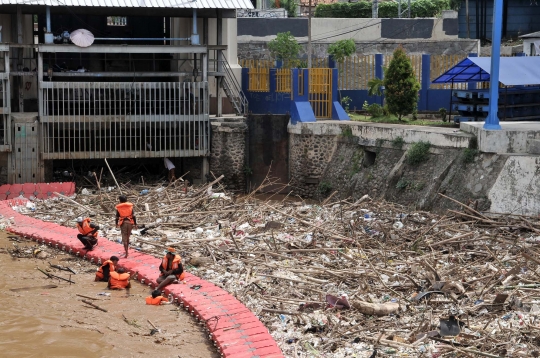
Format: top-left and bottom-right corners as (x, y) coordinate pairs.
(109, 271), (130, 289)
(77, 218), (97, 237)
(145, 296), (169, 305)
(95, 260), (115, 281)
(116, 202), (134, 226)
(161, 254), (185, 280)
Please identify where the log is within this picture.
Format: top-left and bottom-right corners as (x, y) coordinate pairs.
(104, 158), (123, 195)
(10, 284), (58, 292)
(37, 268), (76, 284)
(352, 301), (400, 316)
(82, 299), (108, 312)
(76, 293), (102, 301)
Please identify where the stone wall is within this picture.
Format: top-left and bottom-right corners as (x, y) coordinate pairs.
(238, 39), (480, 59)
(210, 118), (247, 191)
(289, 133), (337, 198)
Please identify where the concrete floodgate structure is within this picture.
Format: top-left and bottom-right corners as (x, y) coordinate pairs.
(0, 196), (283, 358)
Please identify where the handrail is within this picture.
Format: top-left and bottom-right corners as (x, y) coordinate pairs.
(220, 52), (248, 115)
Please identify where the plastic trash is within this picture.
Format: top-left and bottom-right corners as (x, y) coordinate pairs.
(393, 221), (404, 229)
(140, 189), (149, 195)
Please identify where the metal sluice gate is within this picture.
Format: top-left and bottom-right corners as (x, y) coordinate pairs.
(39, 81), (209, 159)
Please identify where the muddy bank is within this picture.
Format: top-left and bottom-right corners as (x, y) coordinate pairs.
(0, 232), (218, 358)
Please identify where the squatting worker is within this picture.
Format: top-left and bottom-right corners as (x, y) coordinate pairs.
(108, 267), (131, 292)
(95, 256), (119, 282)
(156, 247), (185, 291)
(76, 217), (99, 251)
(164, 158), (176, 183)
(115, 195), (137, 258)
(146, 290), (171, 305)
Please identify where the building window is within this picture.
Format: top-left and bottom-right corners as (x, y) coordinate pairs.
(107, 16), (127, 26)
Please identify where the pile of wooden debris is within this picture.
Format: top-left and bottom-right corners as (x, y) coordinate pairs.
(13, 174), (540, 358)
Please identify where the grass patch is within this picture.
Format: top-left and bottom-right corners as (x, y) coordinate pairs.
(318, 181), (333, 196)
(349, 113), (456, 127)
(349, 150), (363, 177)
(462, 148), (479, 164)
(341, 126), (353, 137)
(392, 136), (405, 149)
(406, 141), (431, 165)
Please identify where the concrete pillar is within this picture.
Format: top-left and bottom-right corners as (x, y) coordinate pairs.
(201, 157), (209, 183)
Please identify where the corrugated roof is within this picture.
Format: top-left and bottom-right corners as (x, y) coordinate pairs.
(432, 56), (540, 86)
(0, 0), (253, 10)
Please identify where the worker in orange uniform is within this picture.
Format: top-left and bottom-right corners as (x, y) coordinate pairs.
(76, 217), (99, 251)
(108, 267), (131, 292)
(156, 247), (185, 291)
(95, 256), (119, 282)
(115, 195), (137, 258)
(146, 290), (171, 305)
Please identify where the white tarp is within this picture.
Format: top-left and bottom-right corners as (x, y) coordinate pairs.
(469, 57), (540, 86)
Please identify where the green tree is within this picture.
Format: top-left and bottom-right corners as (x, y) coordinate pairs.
(384, 47), (420, 121)
(327, 39), (356, 62)
(268, 32), (302, 62)
(328, 39), (356, 104)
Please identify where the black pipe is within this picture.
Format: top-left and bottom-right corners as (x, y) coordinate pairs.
(476, 0), (479, 39)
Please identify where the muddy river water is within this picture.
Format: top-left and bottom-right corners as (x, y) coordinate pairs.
(0, 232), (218, 358)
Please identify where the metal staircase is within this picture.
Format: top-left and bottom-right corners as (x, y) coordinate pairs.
(220, 53), (248, 116)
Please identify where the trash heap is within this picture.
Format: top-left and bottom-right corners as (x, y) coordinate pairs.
(12, 176), (540, 358)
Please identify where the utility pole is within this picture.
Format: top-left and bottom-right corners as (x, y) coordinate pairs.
(308, 0), (312, 69)
(372, 0), (378, 18)
(485, 0), (503, 130)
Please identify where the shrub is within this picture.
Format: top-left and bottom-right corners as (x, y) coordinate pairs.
(406, 141), (431, 165)
(315, 0), (454, 18)
(367, 103), (384, 118)
(341, 96), (352, 113)
(462, 148), (478, 164)
(439, 107), (448, 122)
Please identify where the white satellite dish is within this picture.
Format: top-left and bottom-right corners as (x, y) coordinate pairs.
(70, 29), (95, 48)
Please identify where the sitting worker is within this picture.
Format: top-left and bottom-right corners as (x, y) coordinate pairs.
(156, 247), (185, 291)
(95, 256), (119, 282)
(108, 267), (131, 291)
(145, 290), (171, 305)
(76, 217), (99, 251)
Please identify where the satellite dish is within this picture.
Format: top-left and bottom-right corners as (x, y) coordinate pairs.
(70, 29), (95, 48)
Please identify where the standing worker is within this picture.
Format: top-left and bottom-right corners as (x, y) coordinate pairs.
(164, 158), (176, 183)
(76, 217), (99, 251)
(155, 247), (185, 292)
(95, 256), (119, 282)
(115, 195), (137, 258)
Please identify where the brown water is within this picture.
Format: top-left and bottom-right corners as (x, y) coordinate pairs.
(0, 232), (218, 358)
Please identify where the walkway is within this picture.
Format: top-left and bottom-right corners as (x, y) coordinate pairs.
(0, 197), (283, 358)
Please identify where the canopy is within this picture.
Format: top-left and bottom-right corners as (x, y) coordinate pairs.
(432, 57), (540, 86)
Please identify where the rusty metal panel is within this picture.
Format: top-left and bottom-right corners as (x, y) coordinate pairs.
(12, 116), (41, 184)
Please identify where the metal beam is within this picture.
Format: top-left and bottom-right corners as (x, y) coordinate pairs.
(37, 44), (208, 54)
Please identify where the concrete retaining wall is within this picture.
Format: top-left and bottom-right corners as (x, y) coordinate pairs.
(286, 121), (540, 216)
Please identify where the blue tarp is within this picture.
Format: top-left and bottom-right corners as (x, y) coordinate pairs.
(432, 57), (540, 86)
